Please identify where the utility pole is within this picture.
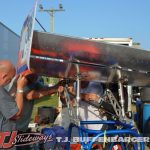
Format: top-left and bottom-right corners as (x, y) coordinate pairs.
(39, 3), (65, 33)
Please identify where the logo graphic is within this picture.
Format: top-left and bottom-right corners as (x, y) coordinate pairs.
(0, 131), (54, 149)
(0, 131), (17, 149)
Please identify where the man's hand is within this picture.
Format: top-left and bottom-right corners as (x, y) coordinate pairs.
(58, 79), (75, 86)
(58, 86), (64, 93)
(17, 74), (28, 90)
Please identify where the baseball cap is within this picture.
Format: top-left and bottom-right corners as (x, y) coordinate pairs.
(82, 81), (103, 96)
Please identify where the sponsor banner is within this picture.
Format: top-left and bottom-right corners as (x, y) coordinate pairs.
(17, 0), (38, 74)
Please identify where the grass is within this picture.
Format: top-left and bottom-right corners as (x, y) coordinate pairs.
(31, 94), (58, 122)
(30, 77), (59, 123)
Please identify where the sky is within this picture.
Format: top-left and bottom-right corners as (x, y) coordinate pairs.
(0, 0), (150, 50)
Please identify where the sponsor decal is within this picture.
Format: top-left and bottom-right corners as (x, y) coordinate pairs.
(17, 0), (38, 74)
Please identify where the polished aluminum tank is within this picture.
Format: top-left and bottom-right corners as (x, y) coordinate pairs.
(30, 31), (150, 86)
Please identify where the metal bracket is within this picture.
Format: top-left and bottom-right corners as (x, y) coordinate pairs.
(106, 89), (123, 120)
(117, 70), (126, 119)
(63, 59), (81, 126)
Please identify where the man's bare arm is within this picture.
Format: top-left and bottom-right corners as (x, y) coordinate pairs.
(25, 85), (58, 100)
(11, 75), (28, 120)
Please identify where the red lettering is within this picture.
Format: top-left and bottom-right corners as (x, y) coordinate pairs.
(0, 131), (17, 149)
(0, 132), (10, 148)
(3, 131), (17, 149)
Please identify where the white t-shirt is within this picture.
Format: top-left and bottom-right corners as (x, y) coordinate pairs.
(79, 100), (107, 130)
(54, 81), (106, 130)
